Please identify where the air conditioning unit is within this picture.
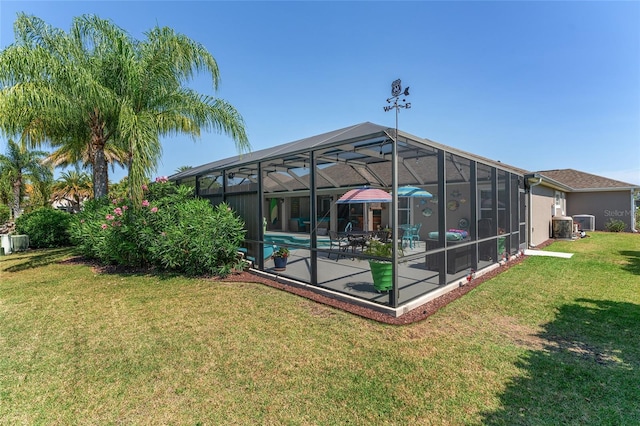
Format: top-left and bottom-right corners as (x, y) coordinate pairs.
(573, 214), (595, 231)
(10, 234), (29, 252)
(552, 216), (574, 239)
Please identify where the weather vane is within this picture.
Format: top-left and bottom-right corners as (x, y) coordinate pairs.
(383, 79), (411, 307)
(384, 79), (410, 113)
(383, 78), (411, 146)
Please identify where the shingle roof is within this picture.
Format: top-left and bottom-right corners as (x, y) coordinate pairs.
(536, 169), (639, 190)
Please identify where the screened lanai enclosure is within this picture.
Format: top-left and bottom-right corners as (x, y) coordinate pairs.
(171, 122), (527, 315)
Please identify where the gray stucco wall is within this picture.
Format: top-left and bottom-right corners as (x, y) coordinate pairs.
(566, 191), (634, 232)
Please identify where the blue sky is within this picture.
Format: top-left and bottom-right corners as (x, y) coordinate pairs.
(1, 1), (639, 185)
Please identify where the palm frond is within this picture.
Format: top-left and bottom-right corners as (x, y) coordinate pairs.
(1, 13), (249, 204)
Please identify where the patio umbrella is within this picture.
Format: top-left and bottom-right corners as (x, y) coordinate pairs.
(336, 187), (391, 232)
(392, 186), (432, 225)
(336, 187), (392, 204)
(395, 186), (433, 198)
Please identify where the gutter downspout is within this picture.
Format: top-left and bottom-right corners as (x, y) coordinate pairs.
(632, 189), (639, 233)
(527, 176), (543, 247)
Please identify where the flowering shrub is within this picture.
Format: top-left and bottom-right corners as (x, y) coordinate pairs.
(70, 179), (246, 276)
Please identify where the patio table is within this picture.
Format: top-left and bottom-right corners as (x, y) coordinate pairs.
(347, 231), (371, 253)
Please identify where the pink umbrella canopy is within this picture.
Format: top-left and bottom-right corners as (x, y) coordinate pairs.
(336, 187), (392, 204)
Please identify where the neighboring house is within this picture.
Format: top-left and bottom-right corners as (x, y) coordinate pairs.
(525, 169), (639, 247)
(51, 199), (77, 213)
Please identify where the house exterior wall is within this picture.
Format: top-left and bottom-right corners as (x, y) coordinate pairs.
(566, 191), (634, 232)
(530, 185), (555, 247)
(553, 190), (567, 216)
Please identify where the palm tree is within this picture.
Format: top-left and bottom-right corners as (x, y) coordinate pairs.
(51, 168), (93, 213)
(44, 142), (129, 177)
(0, 13), (249, 205)
(0, 138), (53, 218)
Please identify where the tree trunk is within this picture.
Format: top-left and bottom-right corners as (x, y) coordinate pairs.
(90, 111), (109, 200)
(92, 144), (108, 199)
(12, 175), (21, 219)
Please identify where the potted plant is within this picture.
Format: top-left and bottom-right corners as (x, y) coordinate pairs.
(363, 239), (394, 292)
(272, 246), (290, 271)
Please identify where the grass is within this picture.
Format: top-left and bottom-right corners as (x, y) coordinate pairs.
(1, 232), (639, 425)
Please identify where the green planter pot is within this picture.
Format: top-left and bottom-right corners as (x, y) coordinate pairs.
(498, 236), (506, 257)
(369, 261), (393, 292)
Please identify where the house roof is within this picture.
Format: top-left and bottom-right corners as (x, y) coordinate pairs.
(534, 169), (639, 192)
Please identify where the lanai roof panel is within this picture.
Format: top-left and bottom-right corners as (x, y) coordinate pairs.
(170, 122), (529, 184)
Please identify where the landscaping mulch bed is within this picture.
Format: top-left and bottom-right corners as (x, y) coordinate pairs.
(222, 239), (555, 325)
(221, 255), (525, 325)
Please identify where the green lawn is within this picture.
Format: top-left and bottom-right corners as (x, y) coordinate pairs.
(1, 232), (639, 425)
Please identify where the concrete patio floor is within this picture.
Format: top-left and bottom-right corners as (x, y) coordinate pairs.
(246, 231), (498, 313)
(259, 244), (487, 308)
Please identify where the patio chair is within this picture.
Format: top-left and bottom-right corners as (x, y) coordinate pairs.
(371, 230), (390, 243)
(344, 222), (353, 233)
(400, 225), (415, 249)
(410, 223), (422, 248)
(348, 232), (370, 254)
(328, 230), (350, 260)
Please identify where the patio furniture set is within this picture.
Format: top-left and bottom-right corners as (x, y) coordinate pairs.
(327, 227), (412, 260)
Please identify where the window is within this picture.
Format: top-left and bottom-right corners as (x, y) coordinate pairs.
(554, 191), (565, 216)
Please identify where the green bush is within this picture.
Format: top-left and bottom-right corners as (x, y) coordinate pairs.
(604, 219), (626, 232)
(14, 207), (73, 248)
(70, 180), (245, 277)
(70, 197), (111, 259)
(147, 200), (245, 276)
(0, 203), (10, 224)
